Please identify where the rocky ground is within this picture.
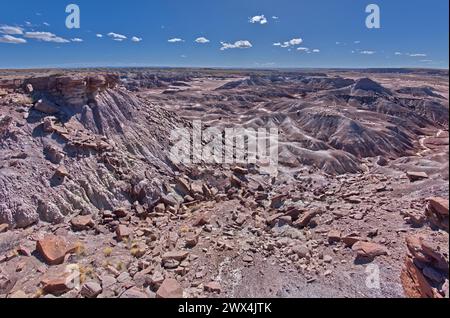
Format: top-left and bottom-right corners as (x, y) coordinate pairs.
(0, 68), (448, 298)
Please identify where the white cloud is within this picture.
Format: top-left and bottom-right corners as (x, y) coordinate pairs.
(274, 38), (303, 48)
(249, 15), (268, 25)
(168, 38), (184, 43)
(354, 41), (361, 44)
(288, 38), (302, 46)
(220, 40), (252, 50)
(71, 38), (83, 42)
(407, 53), (427, 57)
(312, 49), (320, 53)
(43, 22), (50, 27)
(195, 37), (210, 44)
(0, 25), (24, 35)
(24, 31), (70, 43)
(360, 50), (376, 55)
(272, 16), (279, 20)
(108, 32), (127, 41)
(297, 47), (309, 52)
(131, 36), (143, 42)
(0, 35), (27, 44)
(394, 52), (402, 55)
(96, 34), (103, 38)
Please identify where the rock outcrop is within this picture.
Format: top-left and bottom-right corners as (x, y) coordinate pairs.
(0, 73), (187, 228)
(401, 234), (449, 298)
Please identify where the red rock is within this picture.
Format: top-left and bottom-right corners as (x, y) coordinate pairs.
(113, 208), (128, 218)
(70, 215), (94, 231)
(36, 235), (76, 265)
(342, 235), (365, 247)
(327, 230), (341, 243)
(193, 214), (209, 227)
(427, 197), (449, 216)
(294, 210), (319, 228)
(156, 278), (183, 298)
(270, 194), (288, 209)
(116, 225), (132, 241)
(406, 171), (428, 182)
(41, 275), (72, 295)
(54, 165), (69, 178)
(120, 287), (148, 298)
(204, 281), (222, 293)
(352, 241), (388, 259)
(185, 234), (199, 248)
(265, 213), (284, 226)
(162, 251), (189, 262)
(81, 282), (102, 298)
(401, 257), (434, 298)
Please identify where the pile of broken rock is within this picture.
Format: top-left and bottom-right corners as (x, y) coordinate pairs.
(401, 197), (449, 298)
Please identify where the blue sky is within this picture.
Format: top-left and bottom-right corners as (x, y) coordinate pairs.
(0, 0), (448, 69)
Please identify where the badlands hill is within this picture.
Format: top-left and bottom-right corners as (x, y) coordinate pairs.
(0, 68), (448, 299)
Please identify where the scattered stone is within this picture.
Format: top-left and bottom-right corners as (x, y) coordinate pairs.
(193, 214), (209, 227)
(162, 251), (189, 262)
(71, 215), (94, 231)
(113, 208), (128, 218)
(323, 255), (333, 263)
(154, 203), (166, 213)
(185, 234), (199, 248)
(81, 282), (102, 298)
(156, 278), (183, 298)
(265, 213), (284, 227)
(406, 171), (429, 182)
(427, 197), (449, 216)
(120, 287), (148, 298)
(352, 241), (388, 259)
(342, 235), (365, 247)
(36, 235), (76, 265)
(270, 194), (288, 209)
(292, 245), (310, 259)
(54, 165), (69, 179)
(327, 230), (341, 243)
(294, 210), (319, 228)
(150, 271), (165, 289)
(204, 281), (222, 293)
(116, 225), (132, 241)
(426, 197), (449, 231)
(41, 274), (72, 295)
